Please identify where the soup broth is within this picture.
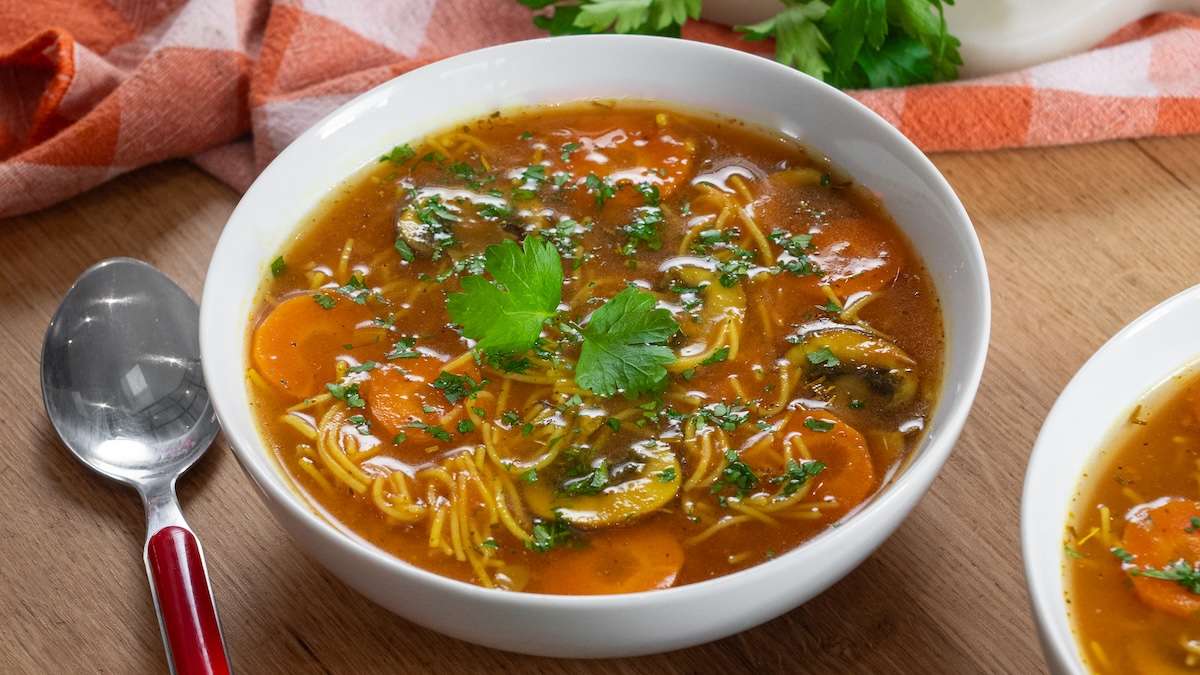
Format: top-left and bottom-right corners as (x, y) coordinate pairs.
(1067, 367), (1200, 672)
(246, 102), (944, 594)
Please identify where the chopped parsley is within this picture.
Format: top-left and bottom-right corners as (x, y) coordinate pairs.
(386, 337), (419, 360)
(700, 346), (730, 366)
(1131, 561), (1200, 595)
(407, 420), (453, 442)
(326, 382), (365, 408)
(313, 293), (336, 309)
(803, 417), (836, 432)
(432, 371), (484, 404)
(585, 173), (616, 207)
(270, 256), (286, 277)
(394, 238), (415, 262)
(527, 515), (573, 552)
(657, 466), (678, 483)
(560, 142), (580, 162)
(770, 228), (819, 276)
(457, 419), (475, 433)
(379, 143), (415, 164)
(347, 414), (370, 433)
(561, 459), (610, 496)
(519, 468), (538, 483)
(347, 361), (377, 373)
(413, 194), (460, 260)
(636, 182), (660, 206)
(776, 459), (825, 497)
(716, 247), (757, 287)
(806, 346), (841, 367)
(712, 449), (759, 497)
(336, 274), (370, 304)
(694, 401), (750, 432)
(621, 206), (664, 255)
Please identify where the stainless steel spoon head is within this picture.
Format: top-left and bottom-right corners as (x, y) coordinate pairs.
(41, 258), (219, 489)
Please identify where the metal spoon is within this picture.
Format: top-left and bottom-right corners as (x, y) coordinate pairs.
(41, 258), (232, 675)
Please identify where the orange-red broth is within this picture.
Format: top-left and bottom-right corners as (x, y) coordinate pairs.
(247, 104), (943, 594)
(1067, 369), (1200, 672)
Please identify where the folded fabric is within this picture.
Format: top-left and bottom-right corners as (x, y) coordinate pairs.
(0, 1), (1197, 219)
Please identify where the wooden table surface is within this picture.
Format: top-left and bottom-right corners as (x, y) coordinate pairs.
(2, 135), (1198, 674)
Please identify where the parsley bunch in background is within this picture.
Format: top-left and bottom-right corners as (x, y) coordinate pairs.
(515, 0), (961, 89)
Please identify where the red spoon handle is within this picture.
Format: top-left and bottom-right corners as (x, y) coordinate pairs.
(145, 526), (231, 675)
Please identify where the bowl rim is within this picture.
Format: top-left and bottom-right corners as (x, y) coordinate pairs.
(201, 33), (991, 609)
(1022, 282), (1200, 673)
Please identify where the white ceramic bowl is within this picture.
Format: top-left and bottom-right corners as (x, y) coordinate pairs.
(200, 35), (989, 657)
(1023, 285), (1200, 674)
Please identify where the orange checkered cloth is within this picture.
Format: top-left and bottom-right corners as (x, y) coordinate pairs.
(1, 2), (1197, 219)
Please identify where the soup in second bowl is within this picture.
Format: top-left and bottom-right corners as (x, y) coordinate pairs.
(245, 102), (943, 594)
(1066, 366), (1200, 672)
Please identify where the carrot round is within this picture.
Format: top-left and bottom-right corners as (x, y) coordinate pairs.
(1121, 498), (1200, 618)
(781, 411), (876, 512)
(363, 357), (480, 441)
(532, 525), (684, 595)
(810, 217), (907, 297)
(251, 294), (369, 397)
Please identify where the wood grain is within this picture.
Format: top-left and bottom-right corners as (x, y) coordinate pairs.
(2, 136), (1198, 674)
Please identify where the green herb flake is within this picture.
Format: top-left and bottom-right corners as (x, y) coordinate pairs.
(379, 143), (415, 164)
(700, 346), (731, 366)
(270, 256), (286, 277)
(806, 346), (841, 367)
(803, 417), (835, 432)
(313, 293), (336, 309)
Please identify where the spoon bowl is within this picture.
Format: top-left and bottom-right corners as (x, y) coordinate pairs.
(41, 257), (231, 675)
(42, 258), (214, 488)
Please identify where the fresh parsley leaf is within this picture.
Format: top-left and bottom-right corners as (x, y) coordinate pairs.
(313, 293), (336, 309)
(737, 1), (832, 80)
(575, 286), (679, 396)
(636, 182), (661, 206)
(457, 419), (475, 433)
(657, 466), (677, 483)
(270, 256), (286, 277)
(347, 361), (377, 373)
(446, 236), (563, 355)
(560, 141), (580, 162)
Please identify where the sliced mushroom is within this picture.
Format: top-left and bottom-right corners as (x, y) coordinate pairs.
(672, 266), (745, 341)
(523, 440), (681, 529)
(786, 326), (918, 407)
(395, 206), (434, 257)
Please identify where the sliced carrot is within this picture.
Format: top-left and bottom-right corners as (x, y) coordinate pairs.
(251, 294), (370, 397)
(780, 411), (876, 511)
(1121, 498), (1200, 618)
(532, 525), (684, 595)
(809, 217), (908, 297)
(363, 357), (480, 441)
